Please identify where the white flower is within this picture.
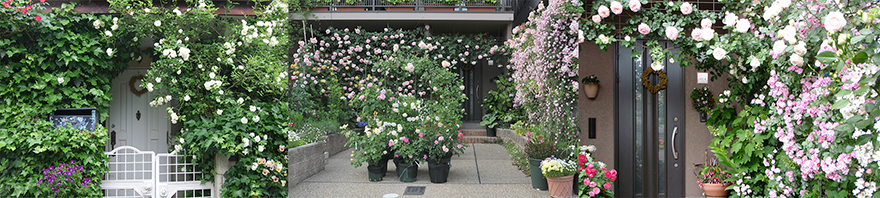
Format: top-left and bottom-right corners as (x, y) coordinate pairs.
(255, 135), (262, 142)
(217, 109), (223, 115)
(749, 57), (761, 69)
(777, 0), (791, 8)
(155, 78), (161, 83)
(624, 35), (631, 41)
(258, 145), (265, 152)
(790, 54), (804, 66)
(106, 48), (114, 56)
(173, 9), (182, 16)
(712, 47), (727, 60)
(700, 28), (715, 41)
(597, 5), (610, 18)
(637, 23), (651, 35)
(209, 72), (216, 79)
(405, 63), (415, 72)
(665, 26), (679, 40)
(165, 95), (172, 101)
(93, 20), (105, 29)
(592, 15), (601, 23)
(219, 90), (224, 95)
(824, 11), (846, 33)
(237, 97), (244, 104)
(772, 40), (787, 56)
(57, 77), (64, 84)
(179, 47), (191, 61)
(154, 20), (161, 27)
(250, 105), (257, 112)
(700, 18), (713, 29)
(723, 12), (738, 27)
(241, 117), (249, 124)
(680, 2), (693, 15)
(243, 137), (250, 147)
(442, 60), (451, 67)
(253, 116), (260, 122)
(111, 24), (118, 31)
(794, 42), (807, 55)
(779, 25), (797, 44)
(147, 83), (154, 92)
(104, 30), (113, 37)
(460, 85), (465, 91)
(735, 19), (751, 33)
(184, 95), (191, 101)
(179, 137), (185, 144)
(598, 34), (610, 44)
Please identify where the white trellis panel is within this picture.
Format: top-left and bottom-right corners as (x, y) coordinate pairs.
(102, 146), (213, 198)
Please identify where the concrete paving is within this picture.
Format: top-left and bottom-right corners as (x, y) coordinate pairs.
(289, 143), (556, 198)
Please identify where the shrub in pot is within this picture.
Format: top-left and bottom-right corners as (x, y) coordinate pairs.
(577, 148), (616, 198)
(695, 158), (732, 198)
(525, 134), (556, 190)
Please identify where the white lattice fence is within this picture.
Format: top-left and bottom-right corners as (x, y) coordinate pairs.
(102, 146), (213, 198)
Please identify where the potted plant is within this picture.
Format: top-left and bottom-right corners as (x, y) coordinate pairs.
(345, 120), (395, 181)
(335, 0), (369, 11)
(541, 157), (577, 198)
(424, 128), (467, 183)
(382, 0), (416, 11)
(577, 148), (616, 198)
(525, 133), (556, 190)
(479, 112), (500, 137)
(581, 75), (600, 99)
(423, 0), (458, 11)
(390, 132), (423, 182)
(691, 87), (715, 122)
(464, 0), (497, 11)
(695, 157), (732, 198)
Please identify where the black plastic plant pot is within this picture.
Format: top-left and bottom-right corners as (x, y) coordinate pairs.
(486, 127), (496, 137)
(399, 163), (419, 182)
(394, 159), (403, 177)
(367, 163), (387, 182)
(428, 162), (450, 183)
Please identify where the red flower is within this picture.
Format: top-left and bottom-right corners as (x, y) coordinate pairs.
(2, 1), (10, 8)
(605, 169), (617, 182)
(34, 15), (40, 21)
(578, 154), (587, 167)
(40, 0), (45, 2)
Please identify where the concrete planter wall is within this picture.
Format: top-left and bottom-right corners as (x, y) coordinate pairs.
(497, 128), (528, 151)
(287, 133), (351, 191)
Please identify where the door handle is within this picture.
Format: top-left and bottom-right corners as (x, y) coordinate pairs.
(671, 126), (679, 160)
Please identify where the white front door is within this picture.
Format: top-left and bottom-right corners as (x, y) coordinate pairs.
(107, 68), (170, 153)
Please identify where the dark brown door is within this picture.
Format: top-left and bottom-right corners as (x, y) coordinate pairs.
(615, 40), (686, 197)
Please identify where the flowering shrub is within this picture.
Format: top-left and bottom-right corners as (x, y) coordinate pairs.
(37, 161), (94, 195)
(481, 74), (524, 128)
(347, 119), (397, 167)
(508, 0), (582, 149)
(690, 87), (715, 113)
(577, 151), (615, 198)
(541, 157), (577, 178)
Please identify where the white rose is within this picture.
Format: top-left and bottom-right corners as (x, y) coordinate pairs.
(241, 117), (248, 124)
(779, 25), (797, 44)
(772, 40), (787, 56)
(93, 20), (103, 29)
(250, 105), (257, 112)
(794, 42), (807, 55)
(665, 26), (679, 40)
(712, 47), (727, 60)
(442, 60), (451, 67)
(237, 97), (244, 104)
(735, 19), (751, 33)
(147, 83), (154, 92)
(777, 0), (791, 8)
(723, 12), (738, 27)
(405, 63), (415, 72)
(637, 23), (651, 35)
(749, 57), (761, 69)
(184, 95), (191, 101)
(209, 72), (216, 79)
(824, 11), (846, 33)
(154, 20), (161, 27)
(592, 15), (601, 23)
(790, 54), (804, 66)
(57, 77), (64, 84)
(179, 47), (191, 61)
(691, 28), (703, 41)
(253, 116), (260, 122)
(700, 18), (713, 29)
(106, 48), (114, 56)
(700, 28), (715, 41)
(680, 2), (693, 15)
(217, 109), (223, 115)
(598, 34), (610, 44)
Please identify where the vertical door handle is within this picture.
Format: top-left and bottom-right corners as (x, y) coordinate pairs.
(671, 126), (679, 160)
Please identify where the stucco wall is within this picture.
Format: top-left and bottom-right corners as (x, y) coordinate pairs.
(577, 42), (729, 197)
(577, 43), (616, 170)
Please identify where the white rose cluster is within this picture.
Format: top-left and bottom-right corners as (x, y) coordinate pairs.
(204, 80), (223, 90)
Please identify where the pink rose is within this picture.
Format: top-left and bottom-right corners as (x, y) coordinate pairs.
(628, 0), (641, 12)
(584, 178), (590, 186)
(824, 11), (846, 33)
(665, 26), (679, 40)
(637, 23), (651, 35)
(590, 181), (597, 187)
(592, 15), (601, 23)
(700, 18), (712, 29)
(598, 5), (610, 18)
(610, 1), (623, 15)
(589, 187), (601, 196)
(691, 28), (703, 40)
(604, 183), (612, 189)
(439, 136), (445, 141)
(605, 169), (617, 182)
(700, 28), (715, 41)
(680, 2), (692, 15)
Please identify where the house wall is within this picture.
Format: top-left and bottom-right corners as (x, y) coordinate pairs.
(577, 42), (728, 197)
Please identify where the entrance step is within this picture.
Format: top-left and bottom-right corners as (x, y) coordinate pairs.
(461, 129), (486, 136)
(460, 122), (484, 130)
(459, 136), (498, 144)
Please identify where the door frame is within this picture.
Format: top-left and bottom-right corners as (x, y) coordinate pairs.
(614, 40), (686, 197)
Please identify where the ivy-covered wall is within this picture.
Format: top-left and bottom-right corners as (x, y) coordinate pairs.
(0, 2), (140, 197)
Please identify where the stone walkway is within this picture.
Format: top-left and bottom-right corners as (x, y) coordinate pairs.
(289, 143), (552, 197)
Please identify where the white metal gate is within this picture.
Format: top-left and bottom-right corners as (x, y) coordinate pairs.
(102, 146), (214, 198)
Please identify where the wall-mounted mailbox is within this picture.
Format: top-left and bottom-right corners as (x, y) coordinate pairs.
(589, 118), (596, 139)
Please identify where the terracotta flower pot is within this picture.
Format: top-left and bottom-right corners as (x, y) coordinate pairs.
(583, 83), (599, 99)
(546, 175), (574, 198)
(701, 183), (731, 198)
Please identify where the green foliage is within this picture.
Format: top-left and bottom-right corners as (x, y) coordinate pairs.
(580, 75), (599, 84)
(481, 74), (524, 127)
(0, 124), (109, 197)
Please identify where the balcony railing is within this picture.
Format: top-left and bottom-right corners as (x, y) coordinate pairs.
(310, 0), (516, 12)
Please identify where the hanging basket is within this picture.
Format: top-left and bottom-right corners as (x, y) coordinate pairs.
(583, 83), (599, 99)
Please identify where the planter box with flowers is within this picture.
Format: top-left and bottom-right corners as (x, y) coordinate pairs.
(380, 0), (416, 11)
(310, 0), (333, 11)
(334, 0), (370, 11)
(422, 0), (458, 11)
(463, 0), (497, 11)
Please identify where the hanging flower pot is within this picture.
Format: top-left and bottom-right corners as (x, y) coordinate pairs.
(583, 83), (599, 99)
